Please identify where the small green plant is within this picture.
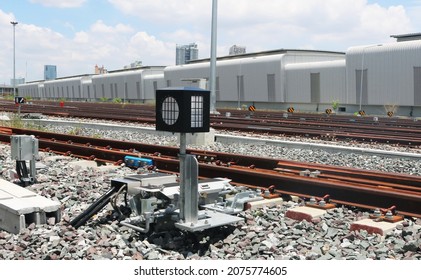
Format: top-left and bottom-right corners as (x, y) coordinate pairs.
(143, 99), (156, 106)
(332, 100), (339, 110)
(68, 126), (83, 135)
(4, 94), (14, 100)
(9, 113), (24, 128)
(99, 97), (109, 102)
(112, 98), (122, 104)
(384, 104), (398, 115)
(25, 121), (47, 131)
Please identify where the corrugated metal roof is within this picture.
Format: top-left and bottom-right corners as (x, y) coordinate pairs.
(166, 54), (286, 71)
(390, 33), (421, 39)
(189, 49), (345, 64)
(92, 69), (145, 79)
(285, 60), (345, 70)
(347, 40), (421, 55)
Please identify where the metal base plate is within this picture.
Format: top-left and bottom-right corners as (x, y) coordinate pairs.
(174, 210), (243, 232)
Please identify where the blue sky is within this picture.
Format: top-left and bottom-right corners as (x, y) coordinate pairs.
(1, 0), (420, 84)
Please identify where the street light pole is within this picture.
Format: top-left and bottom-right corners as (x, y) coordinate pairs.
(11, 21), (18, 98)
(209, 0), (218, 114)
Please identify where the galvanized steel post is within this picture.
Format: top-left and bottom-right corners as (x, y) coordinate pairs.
(179, 133), (199, 224)
(11, 21), (18, 98)
(210, 0), (218, 114)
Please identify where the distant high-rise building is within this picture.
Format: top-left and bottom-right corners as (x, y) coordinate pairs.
(10, 78), (25, 87)
(44, 65), (57, 80)
(176, 43), (198, 65)
(229, 45), (246, 55)
(94, 65), (108, 74)
(124, 60), (143, 69)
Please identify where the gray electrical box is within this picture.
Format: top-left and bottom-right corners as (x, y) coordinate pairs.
(11, 135), (39, 161)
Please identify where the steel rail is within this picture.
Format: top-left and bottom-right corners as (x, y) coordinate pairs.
(2, 100), (421, 146)
(2, 126), (421, 187)
(0, 127), (420, 217)
(2, 127), (421, 182)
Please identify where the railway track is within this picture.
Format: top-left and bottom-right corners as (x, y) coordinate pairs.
(1, 126), (420, 218)
(2, 100), (421, 145)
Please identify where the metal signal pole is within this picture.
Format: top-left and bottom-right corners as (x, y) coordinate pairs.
(11, 21), (18, 98)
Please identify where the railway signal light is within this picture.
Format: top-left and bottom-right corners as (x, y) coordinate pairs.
(14, 96), (25, 104)
(155, 87), (210, 133)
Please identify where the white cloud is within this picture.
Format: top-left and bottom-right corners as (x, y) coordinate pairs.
(108, 0), (209, 23)
(0, 18), (147, 83)
(73, 31), (89, 43)
(0, 10), (15, 84)
(360, 4), (410, 35)
(62, 21), (174, 74)
(405, 2), (421, 33)
(106, 0), (414, 54)
(0, 1), (419, 84)
(90, 20), (133, 34)
(127, 32), (174, 65)
(29, 0), (86, 8)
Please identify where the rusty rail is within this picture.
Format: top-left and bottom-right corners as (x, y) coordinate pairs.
(2, 100), (421, 145)
(0, 126), (420, 218)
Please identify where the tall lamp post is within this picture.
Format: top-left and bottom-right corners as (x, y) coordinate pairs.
(11, 21), (18, 98)
(209, 0), (218, 114)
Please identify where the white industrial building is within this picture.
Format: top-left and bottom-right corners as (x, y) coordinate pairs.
(17, 34), (421, 116)
(19, 67), (165, 102)
(90, 67), (164, 101)
(285, 60), (346, 105)
(346, 41), (421, 109)
(165, 50), (345, 106)
(287, 38), (421, 115)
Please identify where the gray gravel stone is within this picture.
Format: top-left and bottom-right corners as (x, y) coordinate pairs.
(1, 118), (420, 260)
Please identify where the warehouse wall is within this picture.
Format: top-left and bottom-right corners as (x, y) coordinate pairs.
(43, 77), (83, 99)
(17, 43), (421, 114)
(285, 60), (346, 104)
(165, 56), (285, 103)
(144, 74), (165, 100)
(18, 83), (40, 99)
(346, 40), (421, 106)
(91, 68), (164, 101)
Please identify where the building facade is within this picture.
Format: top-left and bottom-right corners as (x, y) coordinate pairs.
(10, 78), (25, 87)
(18, 35), (421, 116)
(176, 43), (199, 65)
(94, 65), (108, 74)
(44, 65), (57, 80)
(229, 45), (246, 55)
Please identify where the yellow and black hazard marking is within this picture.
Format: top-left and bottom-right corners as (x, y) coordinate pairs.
(248, 105), (256, 112)
(287, 107), (295, 113)
(387, 111), (394, 117)
(325, 108), (332, 115)
(358, 110), (366, 116)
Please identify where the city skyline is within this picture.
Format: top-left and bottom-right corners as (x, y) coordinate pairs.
(176, 43), (199, 65)
(1, 0), (421, 84)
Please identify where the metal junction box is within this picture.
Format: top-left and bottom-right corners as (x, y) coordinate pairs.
(11, 135), (39, 161)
